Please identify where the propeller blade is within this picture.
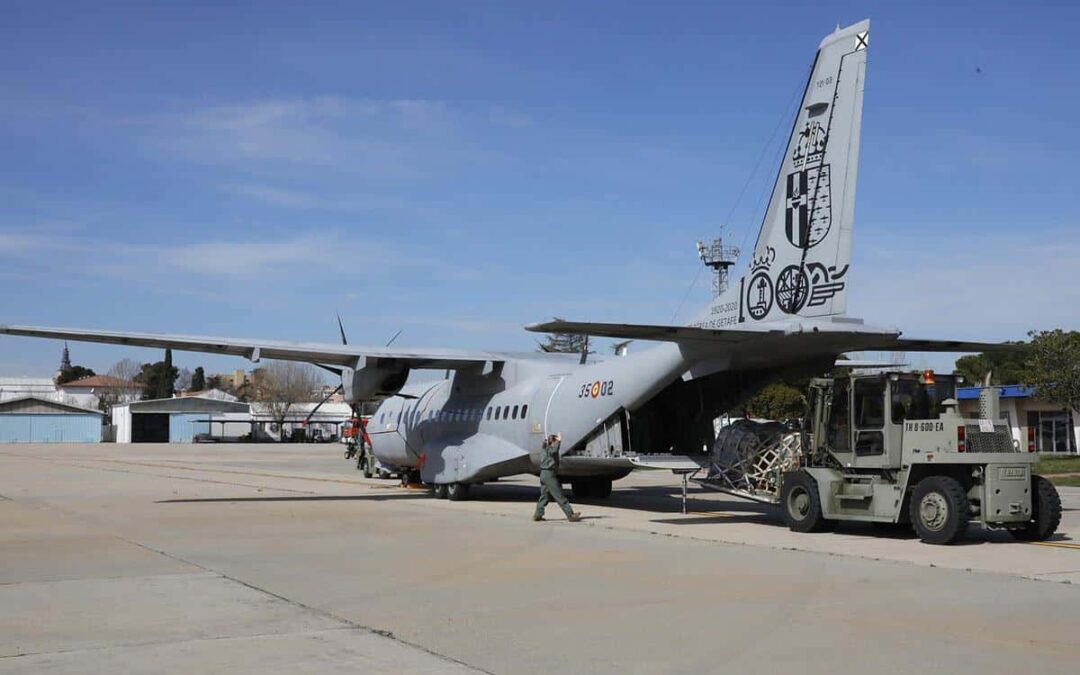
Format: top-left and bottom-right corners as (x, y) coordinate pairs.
(315, 363), (343, 377)
(304, 383), (344, 426)
(394, 392), (419, 400)
(336, 313), (348, 345)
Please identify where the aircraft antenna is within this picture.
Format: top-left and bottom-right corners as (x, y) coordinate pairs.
(696, 227), (740, 298)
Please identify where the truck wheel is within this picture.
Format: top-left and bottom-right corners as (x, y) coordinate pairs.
(447, 482), (470, 501)
(781, 472), (828, 533)
(433, 483), (449, 500)
(1010, 475), (1062, 541)
(910, 476), (970, 545)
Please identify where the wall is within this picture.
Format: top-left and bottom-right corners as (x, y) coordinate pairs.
(0, 414), (102, 443)
(168, 413), (210, 443)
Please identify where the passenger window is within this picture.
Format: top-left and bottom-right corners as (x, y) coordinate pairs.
(512, 405), (519, 419)
(521, 404), (528, 419)
(494, 407), (501, 420)
(827, 379), (850, 452)
(503, 406), (510, 420)
(486, 407), (492, 420)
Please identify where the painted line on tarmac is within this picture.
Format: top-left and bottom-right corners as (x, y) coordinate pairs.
(1026, 541), (1080, 551)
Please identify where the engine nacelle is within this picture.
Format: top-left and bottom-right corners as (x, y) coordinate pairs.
(341, 360), (410, 402)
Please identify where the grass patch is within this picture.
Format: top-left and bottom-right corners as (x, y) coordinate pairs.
(1035, 455), (1080, 475)
(1049, 474), (1080, 487)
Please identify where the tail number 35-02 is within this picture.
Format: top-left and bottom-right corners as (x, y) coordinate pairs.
(579, 380), (614, 399)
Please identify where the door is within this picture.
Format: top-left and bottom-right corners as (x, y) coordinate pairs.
(529, 376), (565, 453)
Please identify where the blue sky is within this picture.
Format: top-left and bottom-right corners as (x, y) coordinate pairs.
(1, 0), (1077, 378)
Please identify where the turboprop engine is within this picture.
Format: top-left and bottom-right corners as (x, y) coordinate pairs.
(341, 359), (410, 402)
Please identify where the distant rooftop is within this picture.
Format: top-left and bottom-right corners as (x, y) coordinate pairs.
(59, 375), (143, 390)
(957, 385), (1035, 400)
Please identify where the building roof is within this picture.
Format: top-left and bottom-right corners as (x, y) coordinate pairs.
(59, 375), (143, 390)
(957, 385), (1035, 400)
(0, 396), (103, 415)
(115, 395), (250, 414)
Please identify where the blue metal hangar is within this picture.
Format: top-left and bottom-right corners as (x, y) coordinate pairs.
(0, 396), (103, 443)
(112, 396), (250, 443)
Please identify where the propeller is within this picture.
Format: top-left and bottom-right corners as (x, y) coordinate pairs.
(337, 312), (349, 345)
(304, 382), (343, 426)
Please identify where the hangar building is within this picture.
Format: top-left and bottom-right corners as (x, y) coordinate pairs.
(958, 385), (1079, 454)
(113, 396), (250, 443)
(0, 396), (103, 443)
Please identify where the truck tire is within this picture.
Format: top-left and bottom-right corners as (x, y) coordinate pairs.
(432, 483), (449, 500)
(781, 471), (829, 533)
(910, 476), (970, 545)
(1010, 475), (1061, 541)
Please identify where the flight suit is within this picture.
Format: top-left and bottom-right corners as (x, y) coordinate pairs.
(534, 440), (575, 520)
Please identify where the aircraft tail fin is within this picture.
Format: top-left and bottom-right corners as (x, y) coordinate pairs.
(694, 20), (869, 329)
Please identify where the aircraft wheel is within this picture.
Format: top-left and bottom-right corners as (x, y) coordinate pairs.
(1010, 475), (1062, 541)
(447, 482), (470, 501)
(433, 483), (449, 500)
(570, 479), (592, 499)
(910, 475), (970, 545)
(781, 471), (829, 533)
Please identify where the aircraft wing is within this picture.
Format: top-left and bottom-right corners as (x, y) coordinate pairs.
(0, 325), (503, 370)
(525, 319), (1021, 353)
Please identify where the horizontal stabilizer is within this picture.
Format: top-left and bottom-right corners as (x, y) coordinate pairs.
(526, 319), (1021, 354)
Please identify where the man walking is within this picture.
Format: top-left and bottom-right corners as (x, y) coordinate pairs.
(533, 433), (581, 522)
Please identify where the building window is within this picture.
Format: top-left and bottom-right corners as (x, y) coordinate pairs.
(1027, 410), (1077, 453)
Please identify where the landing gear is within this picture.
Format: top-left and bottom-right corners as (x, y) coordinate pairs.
(570, 477), (613, 500)
(1009, 475), (1062, 541)
(447, 482), (471, 501)
(910, 475), (970, 545)
(400, 470), (421, 488)
(432, 483), (449, 500)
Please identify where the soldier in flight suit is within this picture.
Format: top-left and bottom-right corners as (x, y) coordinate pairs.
(533, 433), (581, 522)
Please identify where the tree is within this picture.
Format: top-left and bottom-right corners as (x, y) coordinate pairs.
(191, 367), (206, 392)
(954, 342), (1032, 385)
(176, 368), (193, 392)
(537, 331), (588, 354)
(743, 382), (807, 421)
(107, 358), (142, 383)
(56, 365), (96, 385)
(1027, 329), (1080, 411)
(253, 361), (322, 440)
(136, 350), (179, 400)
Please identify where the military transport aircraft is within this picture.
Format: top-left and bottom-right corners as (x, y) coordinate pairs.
(1, 20), (1010, 500)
